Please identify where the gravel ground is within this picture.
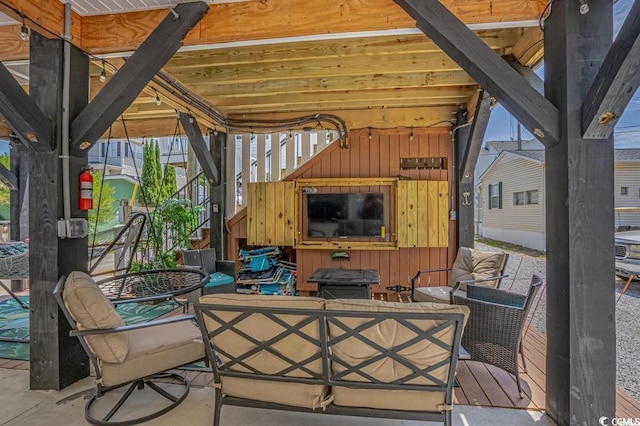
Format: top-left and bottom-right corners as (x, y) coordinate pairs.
(475, 240), (640, 401)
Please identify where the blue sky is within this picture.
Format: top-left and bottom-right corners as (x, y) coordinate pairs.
(485, 0), (639, 147)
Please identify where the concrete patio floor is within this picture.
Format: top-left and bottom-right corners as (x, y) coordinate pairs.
(0, 369), (554, 426)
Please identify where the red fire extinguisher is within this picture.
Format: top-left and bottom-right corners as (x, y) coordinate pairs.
(79, 168), (93, 210)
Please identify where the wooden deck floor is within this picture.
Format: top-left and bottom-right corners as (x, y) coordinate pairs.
(1, 293), (639, 418)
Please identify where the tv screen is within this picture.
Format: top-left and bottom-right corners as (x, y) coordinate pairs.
(307, 192), (384, 238)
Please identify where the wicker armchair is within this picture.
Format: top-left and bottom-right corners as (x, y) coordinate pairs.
(452, 274), (543, 398)
(411, 247), (509, 304)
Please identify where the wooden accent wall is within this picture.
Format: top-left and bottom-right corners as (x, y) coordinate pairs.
(397, 180), (449, 248)
(247, 181), (296, 246)
(227, 127), (457, 292)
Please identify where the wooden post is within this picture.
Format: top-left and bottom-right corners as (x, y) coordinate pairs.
(544, 0), (616, 423)
(454, 108), (471, 249)
(225, 134), (237, 218)
(9, 141), (28, 292)
(28, 33), (89, 390)
(285, 132), (295, 174)
(241, 134), (250, 208)
(256, 134), (266, 182)
(209, 130), (224, 258)
(270, 133), (281, 181)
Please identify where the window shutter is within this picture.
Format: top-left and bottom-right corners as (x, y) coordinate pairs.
(488, 185), (492, 210)
(498, 182), (503, 209)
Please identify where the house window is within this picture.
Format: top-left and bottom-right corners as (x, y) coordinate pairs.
(489, 182), (502, 209)
(107, 142), (118, 158)
(513, 192), (525, 206)
(621, 187), (629, 196)
(513, 190), (539, 206)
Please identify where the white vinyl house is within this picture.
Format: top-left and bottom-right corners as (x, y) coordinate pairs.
(476, 150), (546, 251)
(477, 148), (640, 251)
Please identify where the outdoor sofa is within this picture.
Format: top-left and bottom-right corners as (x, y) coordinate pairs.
(195, 294), (469, 426)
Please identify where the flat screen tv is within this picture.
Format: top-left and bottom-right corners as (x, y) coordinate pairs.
(306, 192), (384, 238)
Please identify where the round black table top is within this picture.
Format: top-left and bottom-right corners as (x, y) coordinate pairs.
(96, 268), (209, 303)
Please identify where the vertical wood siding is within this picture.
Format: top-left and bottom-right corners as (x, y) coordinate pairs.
(227, 127), (454, 292)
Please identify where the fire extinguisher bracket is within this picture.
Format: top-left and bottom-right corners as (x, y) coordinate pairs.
(57, 218), (88, 239)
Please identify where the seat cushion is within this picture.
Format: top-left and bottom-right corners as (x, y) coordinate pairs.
(413, 286), (467, 303)
(325, 299), (469, 412)
(63, 271), (128, 364)
(100, 319), (204, 387)
(198, 294), (328, 409)
(449, 247), (506, 291)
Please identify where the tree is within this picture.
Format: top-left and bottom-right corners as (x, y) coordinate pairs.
(88, 170), (116, 239)
(162, 164), (177, 199)
(139, 139), (162, 206)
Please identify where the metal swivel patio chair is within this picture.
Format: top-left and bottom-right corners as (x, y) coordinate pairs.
(411, 246), (509, 304)
(452, 274), (543, 398)
(53, 271), (205, 425)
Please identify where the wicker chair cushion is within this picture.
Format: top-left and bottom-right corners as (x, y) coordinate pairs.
(199, 294), (328, 409)
(325, 298), (469, 412)
(63, 271), (129, 364)
(413, 286), (467, 303)
(448, 247), (506, 291)
(100, 320), (204, 387)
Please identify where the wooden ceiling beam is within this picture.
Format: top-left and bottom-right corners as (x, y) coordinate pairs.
(229, 106), (455, 130)
(0, 0), (82, 42)
(511, 26), (544, 67)
(165, 51), (470, 86)
(213, 86), (476, 106)
(191, 71), (478, 98)
(168, 30), (521, 69)
(79, 0), (546, 55)
(0, 26), (29, 61)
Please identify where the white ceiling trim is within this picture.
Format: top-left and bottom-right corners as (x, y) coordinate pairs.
(67, 0), (250, 16)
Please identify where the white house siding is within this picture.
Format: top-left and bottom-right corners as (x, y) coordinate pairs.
(478, 155), (545, 250)
(614, 162), (640, 228)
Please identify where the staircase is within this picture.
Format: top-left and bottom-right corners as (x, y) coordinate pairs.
(161, 129), (339, 250)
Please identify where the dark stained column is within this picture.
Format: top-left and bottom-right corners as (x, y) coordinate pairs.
(9, 140), (28, 292)
(454, 108), (471, 249)
(28, 33), (89, 390)
(209, 130), (225, 258)
(544, 0), (616, 423)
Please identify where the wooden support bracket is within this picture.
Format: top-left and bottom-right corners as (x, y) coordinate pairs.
(394, 0), (560, 146)
(460, 90), (492, 184)
(179, 112), (219, 185)
(70, 1), (209, 156)
(0, 161), (18, 190)
(582, 0), (640, 139)
(0, 62), (52, 151)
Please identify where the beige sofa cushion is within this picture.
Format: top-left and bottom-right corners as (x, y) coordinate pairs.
(199, 294), (328, 409)
(63, 271), (128, 364)
(325, 299), (469, 412)
(100, 319), (204, 387)
(448, 247), (506, 291)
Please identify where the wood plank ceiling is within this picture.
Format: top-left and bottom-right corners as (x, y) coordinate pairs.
(0, 0), (545, 138)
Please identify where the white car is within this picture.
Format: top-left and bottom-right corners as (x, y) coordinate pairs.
(615, 230), (640, 280)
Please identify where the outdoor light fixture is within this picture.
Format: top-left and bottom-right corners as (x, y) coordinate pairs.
(20, 19), (29, 42)
(99, 61), (107, 83)
(154, 90), (162, 106)
(578, 0), (589, 14)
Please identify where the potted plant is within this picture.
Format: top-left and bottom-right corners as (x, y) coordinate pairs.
(151, 198), (204, 266)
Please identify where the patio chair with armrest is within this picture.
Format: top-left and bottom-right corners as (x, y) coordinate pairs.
(411, 247), (509, 304)
(53, 271), (205, 425)
(452, 274), (544, 398)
